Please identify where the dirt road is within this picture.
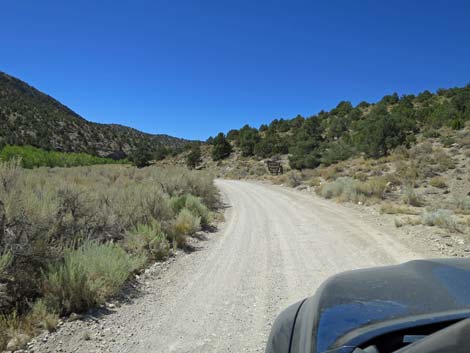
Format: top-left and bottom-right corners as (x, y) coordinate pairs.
(34, 180), (421, 353)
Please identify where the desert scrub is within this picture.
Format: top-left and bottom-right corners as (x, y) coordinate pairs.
(429, 176), (447, 188)
(402, 185), (424, 207)
(449, 196), (470, 214)
(0, 161), (217, 350)
(318, 177), (387, 204)
(0, 311), (31, 350)
(286, 170), (302, 187)
(172, 208), (201, 247)
(170, 194), (211, 227)
(44, 242), (145, 314)
(124, 221), (170, 261)
(380, 203), (420, 215)
(421, 209), (460, 232)
(0, 250), (12, 273)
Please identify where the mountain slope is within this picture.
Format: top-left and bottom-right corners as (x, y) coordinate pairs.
(0, 72), (189, 158)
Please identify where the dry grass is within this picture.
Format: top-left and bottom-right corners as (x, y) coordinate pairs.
(380, 203), (420, 215)
(317, 176), (388, 204)
(402, 185), (424, 207)
(429, 176), (447, 188)
(0, 161), (217, 350)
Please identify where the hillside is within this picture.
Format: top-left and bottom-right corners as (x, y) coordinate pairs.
(162, 85), (470, 256)
(0, 72), (189, 158)
(206, 85), (470, 170)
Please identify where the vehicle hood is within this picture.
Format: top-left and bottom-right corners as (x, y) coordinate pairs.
(312, 259), (470, 353)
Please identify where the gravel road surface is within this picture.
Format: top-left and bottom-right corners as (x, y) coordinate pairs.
(34, 180), (421, 353)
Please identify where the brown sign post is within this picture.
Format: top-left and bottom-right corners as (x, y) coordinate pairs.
(266, 160), (283, 175)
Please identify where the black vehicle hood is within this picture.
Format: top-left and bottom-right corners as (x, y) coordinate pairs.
(311, 259), (470, 353)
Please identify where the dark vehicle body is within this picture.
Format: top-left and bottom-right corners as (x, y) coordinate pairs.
(266, 259), (470, 353)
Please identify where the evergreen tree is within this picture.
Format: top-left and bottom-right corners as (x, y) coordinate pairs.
(212, 133), (232, 161)
(186, 143), (202, 169)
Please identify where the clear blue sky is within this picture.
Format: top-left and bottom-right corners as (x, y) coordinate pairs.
(2, 0), (470, 140)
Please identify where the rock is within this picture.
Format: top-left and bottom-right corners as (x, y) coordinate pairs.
(68, 312), (84, 322)
(6, 334), (31, 351)
(295, 185), (308, 191)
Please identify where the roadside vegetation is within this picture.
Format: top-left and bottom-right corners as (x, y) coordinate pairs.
(0, 145), (125, 168)
(0, 160), (217, 350)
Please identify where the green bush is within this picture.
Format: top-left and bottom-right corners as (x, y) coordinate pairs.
(186, 143), (202, 169)
(26, 300), (58, 332)
(43, 242), (145, 314)
(173, 208), (201, 238)
(0, 145), (123, 169)
(212, 133), (232, 161)
(124, 222), (170, 261)
(183, 194), (211, 227)
(170, 194), (211, 227)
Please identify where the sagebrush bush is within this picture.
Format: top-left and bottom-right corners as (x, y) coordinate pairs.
(402, 185), (424, 207)
(286, 170), (302, 187)
(317, 177), (387, 203)
(171, 194), (211, 228)
(44, 242), (145, 314)
(429, 176), (447, 188)
(421, 209), (460, 232)
(124, 221), (170, 261)
(173, 208), (201, 241)
(450, 196), (470, 213)
(380, 203), (419, 215)
(184, 194), (211, 227)
(0, 161), (217, 350)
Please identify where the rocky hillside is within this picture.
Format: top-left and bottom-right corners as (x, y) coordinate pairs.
(0, 72), (189, 158)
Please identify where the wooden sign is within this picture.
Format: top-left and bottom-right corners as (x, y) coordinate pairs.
(266, 160), (283, 175)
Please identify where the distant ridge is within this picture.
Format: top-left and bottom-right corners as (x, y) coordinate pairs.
(0, 71), (190, 158)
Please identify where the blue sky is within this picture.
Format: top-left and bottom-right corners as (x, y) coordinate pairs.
(1, 0), (470, 140)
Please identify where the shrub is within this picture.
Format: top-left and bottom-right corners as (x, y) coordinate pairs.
(433, 149), (455, 171)
(186, 143), (202, 169)
(212, 133), (232, 161)
(402, 185), (424, 207)
(421, 209), (460, 232)
(0, 311), (31, 350)
(318, 177), (387, 203)
(0, 145), (122, 169)
(26, 300), (58, 332)
(287, 170), (302, 187)
(173, 208), (201, 240)
(184, 195), (211, 227)
(124, 222), (170, 261)
(449, 196), (470, 213)
(43, 242), (145, 314)
(380, 203), (419, 215)
(429, 176), (447, 188)
(0, 250), (12, 273)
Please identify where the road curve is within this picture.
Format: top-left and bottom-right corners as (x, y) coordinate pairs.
(35, 180), (421, 353)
